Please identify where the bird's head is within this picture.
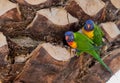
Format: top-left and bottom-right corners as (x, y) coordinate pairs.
(84, 19), (94, 31)
(65, 31), (77, 48)
(65, 31), (74, 42)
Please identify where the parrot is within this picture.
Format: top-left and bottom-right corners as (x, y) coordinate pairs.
(82, 19), (104, 46)
(65, 31), (112, 74)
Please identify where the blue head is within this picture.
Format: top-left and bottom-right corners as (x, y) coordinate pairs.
(65, 31), (74, 42)
(84, 19), (94, 31)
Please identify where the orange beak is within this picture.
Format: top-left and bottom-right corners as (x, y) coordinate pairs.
(87, 24), (91, 29)
(68, 42), (72, 45)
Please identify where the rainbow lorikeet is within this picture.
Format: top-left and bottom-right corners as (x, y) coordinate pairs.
(65, 31), (112, 74)
(82, 20), (104, 46)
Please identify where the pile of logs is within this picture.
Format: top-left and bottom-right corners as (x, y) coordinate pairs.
(0, 0), (120, 83)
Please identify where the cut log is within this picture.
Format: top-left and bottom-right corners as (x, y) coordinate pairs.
(0, 0), (21, 22)
(0, 0), (16, 16)
(16, 0), (47, 5)
(74, 0), (105, 16)
(37, 7), (78, 25)
(25, 0), (47, 5)
(100, 22), (120, 42)
(16, 0), (62, 10)
(110, 0), (120, 9)
(14, 43), (82, 83)
(65, 0), (105, 21)
(26, 7), (79, 41)
(0, 32), (9, 67)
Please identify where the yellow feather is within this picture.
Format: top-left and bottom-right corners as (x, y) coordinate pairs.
(82, 28), (94, 39)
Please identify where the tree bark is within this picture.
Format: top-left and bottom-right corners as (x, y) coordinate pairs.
(14, 43), (82, 83)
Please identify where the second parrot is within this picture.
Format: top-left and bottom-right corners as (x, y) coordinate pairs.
(82, 19), (104, 46)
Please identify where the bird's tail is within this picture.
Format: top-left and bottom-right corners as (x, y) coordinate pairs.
(88, 51), (113, 74)
(97, 57), (113, 74)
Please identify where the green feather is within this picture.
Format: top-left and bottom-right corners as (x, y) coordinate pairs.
(93, 24), (104, 46)
(86, 50), (112, 74)
(73, 32), (112, 74)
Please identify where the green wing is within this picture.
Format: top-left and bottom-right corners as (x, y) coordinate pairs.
(93, 24), (104, 46)
(73, 32), (97, 55)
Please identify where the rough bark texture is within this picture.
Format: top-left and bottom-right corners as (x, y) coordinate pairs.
(0, 32), (9, 67)
(0, 32), (9, 83)
(14, 43), (80, 83)
(0, 0), (120, 83)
